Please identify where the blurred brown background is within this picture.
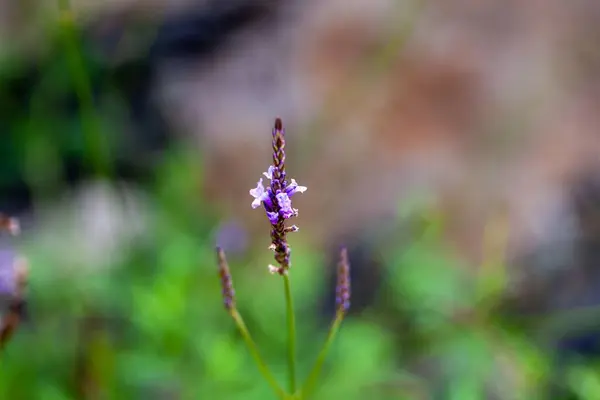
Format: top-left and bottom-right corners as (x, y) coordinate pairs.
(3, 0), (600, 301)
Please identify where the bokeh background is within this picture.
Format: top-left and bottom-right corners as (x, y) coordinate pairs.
(1, 0), (600, 398)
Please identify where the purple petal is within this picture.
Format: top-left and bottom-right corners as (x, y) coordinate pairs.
(249, 178), (265, 197)
(285, 179), (307, 197)
(263, 166), (275, 180)
(263, 188), (274, 210)
(250, 179), (267, 209)
(276, 193), (295, 219)
(266, 211), (279, 224)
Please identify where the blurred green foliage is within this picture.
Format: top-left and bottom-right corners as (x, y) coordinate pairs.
(0, 153), (593, 399)
(0, 149), (394, 399)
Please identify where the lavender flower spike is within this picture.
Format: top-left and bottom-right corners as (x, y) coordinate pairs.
(217, 247), (236, 311)
(248, 118), (306, 274)
(336, 247), (351, 313)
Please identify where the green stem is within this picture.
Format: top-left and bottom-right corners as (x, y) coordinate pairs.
(299, 312), (345, 399)
(57, 0), (110, 177)
(230, 310), (287, 399)
(282, 273), (297, 393)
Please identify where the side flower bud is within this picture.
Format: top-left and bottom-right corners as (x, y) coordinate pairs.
(217, 247), (236, 311)
(335, 247), (351, 314)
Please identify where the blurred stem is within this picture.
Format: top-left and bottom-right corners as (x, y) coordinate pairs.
(299, 311), (345, 399)
(56, 0), (110, 177)
(477, 209), (509, 304)
(282, 273), (297, 393)
(230, 309), (287, 399)
(0, 262), (27, 351)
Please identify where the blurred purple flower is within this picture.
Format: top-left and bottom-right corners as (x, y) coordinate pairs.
(336, 247), (351, 313)
(0, 248), (16, 296)
(215, 221), (248, 256)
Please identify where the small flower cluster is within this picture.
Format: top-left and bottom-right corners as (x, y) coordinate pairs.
(250, 167), (306, 224)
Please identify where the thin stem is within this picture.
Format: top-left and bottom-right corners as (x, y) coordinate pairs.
(299, 312), (345, 399)
(230, 309), (287, 399)
(57, 0), (110, 177)
(282, 273), (297, 393)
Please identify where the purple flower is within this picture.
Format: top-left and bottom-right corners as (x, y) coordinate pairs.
(249, 178), (270, 209)
(285, 179), (307, 197)
(276, 193), (296, 219)
(249, 167), (306, 223)
(0, 249), (17, 296)
(266, 211), (279, 224)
